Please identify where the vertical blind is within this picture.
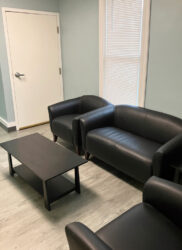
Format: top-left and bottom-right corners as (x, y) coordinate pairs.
(103, 0), (144, 105)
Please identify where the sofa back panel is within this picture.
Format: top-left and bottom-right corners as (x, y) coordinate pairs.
(80, 95), (110, 113)
(114, 105), (182, 144)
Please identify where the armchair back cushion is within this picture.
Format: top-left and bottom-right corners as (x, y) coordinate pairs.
(114, 105), (182, 144)
(80, 95), (110, 114)
(143, 176), (182, 228)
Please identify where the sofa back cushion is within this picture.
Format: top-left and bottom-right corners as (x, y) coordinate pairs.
(80, 95), (110, 113)
(114, 105), (182, 144)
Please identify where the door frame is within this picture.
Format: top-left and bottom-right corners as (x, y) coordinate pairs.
(99, 0), (151, 107)
(2, 7), (64, 130)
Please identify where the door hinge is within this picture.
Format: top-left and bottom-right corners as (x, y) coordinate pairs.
(59, 68), (62, 75)
(57, 26), (60, 34)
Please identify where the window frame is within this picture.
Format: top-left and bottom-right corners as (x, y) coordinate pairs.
(99, 0), (151, 107)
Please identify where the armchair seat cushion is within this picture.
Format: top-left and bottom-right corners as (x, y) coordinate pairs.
(97, 203), (182, 250)
(65, 178), (182, 250)
(86, 127), (161, 182)
(52, 114), (80, 143)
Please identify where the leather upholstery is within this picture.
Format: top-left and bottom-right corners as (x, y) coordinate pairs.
(153, 133), (182, 177)
(97, 203), (182, 250)
(114, 105), (182, 144)
(48, 95), (111, 150)
(143, 176), (182, 228)
(80, 105), (115, 150)
(86, 127), (161, 182)
(80, 105), (182, 182)
(48, 98), (81, 130)
(52, 114), (80, 143)
(65, 222), (111, 250)
(80, 95), (110, 114)
(65, 177), (182, 250)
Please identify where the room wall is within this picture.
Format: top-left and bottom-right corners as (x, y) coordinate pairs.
(0, 66), (7, 120)
(2, 0), (181, 124)
(0, 0), (60, 123)
(59, 0), (99, 100)
(59, 0), (182, 119)
(145, 0), (182, 118)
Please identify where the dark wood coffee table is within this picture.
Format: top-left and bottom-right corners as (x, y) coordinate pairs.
(0, 133), (87, 210)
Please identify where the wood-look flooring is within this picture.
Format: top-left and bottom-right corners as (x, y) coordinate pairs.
(0, 124), (142, 250)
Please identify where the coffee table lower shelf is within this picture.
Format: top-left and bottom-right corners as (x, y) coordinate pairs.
(14, 164), (76, 210)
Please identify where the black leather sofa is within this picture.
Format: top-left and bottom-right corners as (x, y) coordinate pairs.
(65, 177), (182, 250)
(80, 105), (182, 182)
(48, 95), (111, 154)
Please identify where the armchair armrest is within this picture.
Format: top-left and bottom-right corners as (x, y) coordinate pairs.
(153, 133), (182, 177)
(143, 176), (182, 228)
(80, 105), (114, 151)
(48, 97), (81, 129)
(65, 222), (112, 250)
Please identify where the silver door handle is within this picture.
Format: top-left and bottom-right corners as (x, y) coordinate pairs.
(15, 72), (25, 78)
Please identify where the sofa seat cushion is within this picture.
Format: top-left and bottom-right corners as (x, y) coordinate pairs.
(96, 204), (182, 250)
(86, 127), (161, 182)
(52, 114), (80, 143)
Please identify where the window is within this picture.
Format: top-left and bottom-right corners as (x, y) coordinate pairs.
(99, 0), (150, 106)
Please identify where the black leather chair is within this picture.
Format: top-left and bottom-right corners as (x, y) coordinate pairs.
(80, 105), (182, 182)
(65, 177), (182, 250)
(48, 95), (111, 154)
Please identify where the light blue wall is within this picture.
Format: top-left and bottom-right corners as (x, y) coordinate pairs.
(0, 0), (60, 122)
(0, 66), (7, 119)
(145, 0), (182, 118)
(59, 0), (99, 100)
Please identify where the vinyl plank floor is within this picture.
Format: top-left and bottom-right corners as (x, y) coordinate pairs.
(0, 125), (142, 250)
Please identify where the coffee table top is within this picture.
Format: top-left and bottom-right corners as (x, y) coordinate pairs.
(0, 133), (87, 181)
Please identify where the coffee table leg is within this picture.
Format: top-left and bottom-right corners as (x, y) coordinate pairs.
(75, 167), (80, 193)
(42, 181), (51, 211)
(8, 153), (15, 177)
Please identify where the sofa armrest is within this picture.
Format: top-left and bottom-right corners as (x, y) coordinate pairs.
(72, 116), (82, 150)
(72, 105), (113, 150)
(65, 222), (112, 250)
(143, 176), (182, 228)
(48, 98), (81, 130)
(80, 105), (114, 151)
(153, 133), (182, 177)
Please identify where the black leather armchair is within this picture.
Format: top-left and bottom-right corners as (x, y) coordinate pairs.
(65, 177), (182, 250)
(48, 95), (111, 154)
(80, 105), (182, 182)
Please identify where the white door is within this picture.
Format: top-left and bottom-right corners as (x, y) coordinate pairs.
(4, 10), (63, 129)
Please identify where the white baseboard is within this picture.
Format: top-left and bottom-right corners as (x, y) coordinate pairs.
(0, 116), (16, 128)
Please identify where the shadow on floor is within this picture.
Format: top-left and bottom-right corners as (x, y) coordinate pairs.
(3, 171), (99, 223)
